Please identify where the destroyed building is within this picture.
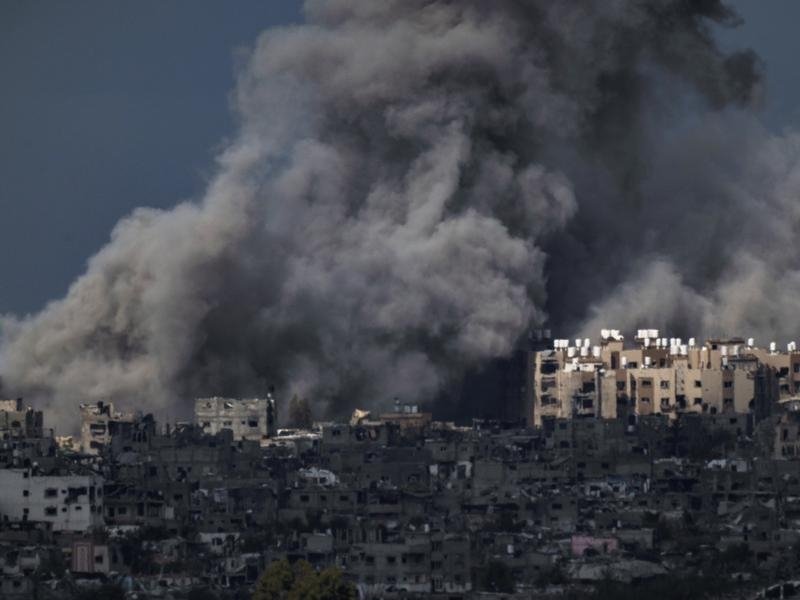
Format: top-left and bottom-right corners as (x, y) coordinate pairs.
(5, 333), (800, 597)
(79, 401), (139, 455)
(195, 395), (277, 443)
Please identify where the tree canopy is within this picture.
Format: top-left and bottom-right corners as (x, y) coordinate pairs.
(252, 559), (355, 600)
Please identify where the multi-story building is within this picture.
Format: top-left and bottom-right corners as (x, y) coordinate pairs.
(195, 395), (277, 443)
(79, 401), (139, 455)
(0, 469), (104, 532)
(0, 398), (43, 439)
(530, 329), (790, 427)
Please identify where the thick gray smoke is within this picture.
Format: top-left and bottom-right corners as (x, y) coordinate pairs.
(0, 0), (778, 426)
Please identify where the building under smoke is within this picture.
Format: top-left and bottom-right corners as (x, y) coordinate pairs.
(79, 401), (139, 455)
(195, 395), (277, 443)
(0, 1), (784, 427)
(530, 329), (792, 427)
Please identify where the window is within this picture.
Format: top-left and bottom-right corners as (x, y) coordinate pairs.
(660, 381), (670, 389)
(641, 380), (652, 387)
(723, 381), (733, 388)
(44, 488), (58, 498)
(540, 362), (558, 374)
(661, 398), (670, 409)
(694, 398), (702, 405)
(248, 419), (259, 427)
(22, 490), (29, 497)
(44, 506), (57, 516)
(640, 397), (650, 403)
(694, 380), (702, 388)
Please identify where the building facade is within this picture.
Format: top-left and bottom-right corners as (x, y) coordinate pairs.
(195, 396), (277, 443)
(0, 469), (104, 532)
(530, 330), (793, 427)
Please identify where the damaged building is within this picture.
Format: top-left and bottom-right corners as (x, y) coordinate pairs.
(4, 332), (800, 598)
(195, 395), (278, 443)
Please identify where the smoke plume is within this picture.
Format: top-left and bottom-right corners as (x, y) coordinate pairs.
(0, 0), (782, 425)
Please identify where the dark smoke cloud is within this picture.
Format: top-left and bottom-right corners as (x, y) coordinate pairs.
(0, 0), (773, 426)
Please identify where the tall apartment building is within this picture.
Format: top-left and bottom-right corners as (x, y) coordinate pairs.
(530, 329), (796, 427)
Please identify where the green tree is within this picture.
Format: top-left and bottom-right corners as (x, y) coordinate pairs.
(288, 396), (314, 430)
(252, 559), (355, 600)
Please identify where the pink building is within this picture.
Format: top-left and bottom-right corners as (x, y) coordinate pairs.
(571, 535), (619, 557)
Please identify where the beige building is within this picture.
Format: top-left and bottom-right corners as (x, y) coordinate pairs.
(530, 330), (792, 427)
(79, 401), (138, 455)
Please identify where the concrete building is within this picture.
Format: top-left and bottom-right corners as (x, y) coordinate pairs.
(529, 330), (790, 427)
(378, 402), (432, 431)
(0, 469), (104, 532)
(195, 396), (277, 443)
(0, 399), (43, 439)
(79, 401), (138, 455)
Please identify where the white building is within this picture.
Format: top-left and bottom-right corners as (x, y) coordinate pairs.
(0, 469), (104, 532)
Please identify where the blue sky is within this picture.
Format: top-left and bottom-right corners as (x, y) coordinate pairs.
(0, 0), (797, 314)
